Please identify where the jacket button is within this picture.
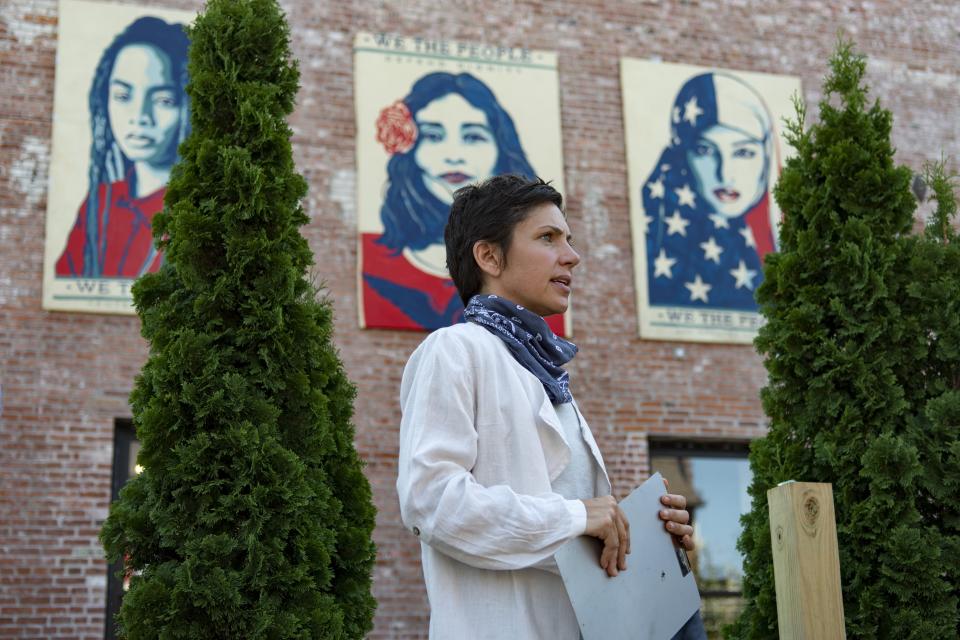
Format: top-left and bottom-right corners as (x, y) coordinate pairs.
(412, 526), (421, 536)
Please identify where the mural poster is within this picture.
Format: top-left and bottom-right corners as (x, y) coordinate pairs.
(354, 32), (568, 334)
(42, 0), (193, 314)
(621, 59), (801, 343)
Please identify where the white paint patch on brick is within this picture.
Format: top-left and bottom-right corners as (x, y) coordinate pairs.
(3, 0), (57, 48)
(870, 58), (959, 90)
(89, 506), (109, 521)
(0, 275), (13, 307)
(301, 28), (348, 70)
(78, 445), (112, 465)
(10, 135), (50, 213)
(581, 181), (619, 261)
(692, 356), (713, 375)
(329, 168), (357, 229)
(85, 574), (107, 589)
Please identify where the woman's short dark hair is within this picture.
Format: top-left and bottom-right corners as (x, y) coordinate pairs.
(445, 174), (563, 305)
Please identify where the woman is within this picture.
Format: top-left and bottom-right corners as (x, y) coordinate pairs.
(643, 73), (779, 311)
(397, 175), (698, 639)
(56, 16), (190, 279)
(362, 72), (565, 334)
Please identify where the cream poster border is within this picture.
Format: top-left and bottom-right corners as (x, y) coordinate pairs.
(622, 59), (802, 344)
(354, 32), (569, 334)
(42, 0), (194, 314)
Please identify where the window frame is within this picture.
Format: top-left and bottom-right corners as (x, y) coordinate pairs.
(648, 437), (751, 598)
(104, 418), (137, 640)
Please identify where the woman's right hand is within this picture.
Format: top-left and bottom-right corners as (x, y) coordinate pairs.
(581, 495), (630, 577)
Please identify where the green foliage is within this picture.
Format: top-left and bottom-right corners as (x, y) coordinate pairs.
(727, 40), (959, 639)
(99, 1), (377, 637)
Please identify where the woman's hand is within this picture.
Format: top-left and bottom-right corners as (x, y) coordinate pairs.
(660, 478), (695, 550)
(581, 495), (630, 577)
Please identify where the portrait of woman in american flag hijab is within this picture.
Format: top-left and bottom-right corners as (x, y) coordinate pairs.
(642, 72), (780, 312)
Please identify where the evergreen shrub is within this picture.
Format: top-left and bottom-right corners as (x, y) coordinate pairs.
(728, 41), (959, 639)
(100, 0), (377, 637)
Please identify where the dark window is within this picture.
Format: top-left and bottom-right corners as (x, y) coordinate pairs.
(105, 419), (140, 640)
(649, 439), (752, 639)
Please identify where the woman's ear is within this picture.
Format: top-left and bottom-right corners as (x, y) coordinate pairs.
(472, 240), (503, 279)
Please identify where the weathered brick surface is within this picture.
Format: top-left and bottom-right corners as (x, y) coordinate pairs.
(1, 1), (957, 637)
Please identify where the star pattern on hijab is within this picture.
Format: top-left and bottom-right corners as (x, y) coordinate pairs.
(646, 172), (764, 307)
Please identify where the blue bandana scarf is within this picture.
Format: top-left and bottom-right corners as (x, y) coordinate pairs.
(463, 294), (578, 404)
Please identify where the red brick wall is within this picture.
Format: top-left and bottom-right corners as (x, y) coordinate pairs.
(1, 1), (957, 637)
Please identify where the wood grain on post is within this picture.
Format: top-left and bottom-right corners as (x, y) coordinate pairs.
(767, 482), (846, 640)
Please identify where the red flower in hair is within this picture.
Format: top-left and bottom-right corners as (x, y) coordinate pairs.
(376, 100), (417, 154)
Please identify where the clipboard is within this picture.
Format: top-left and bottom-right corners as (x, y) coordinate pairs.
(555, 472), (701, 640)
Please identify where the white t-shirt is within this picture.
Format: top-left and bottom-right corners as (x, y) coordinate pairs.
(551, 401), (600, 501)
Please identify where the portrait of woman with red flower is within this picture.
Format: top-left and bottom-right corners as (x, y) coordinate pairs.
(361, 71), (563, 333)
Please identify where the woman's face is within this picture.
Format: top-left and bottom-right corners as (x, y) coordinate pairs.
(481, 202), (580, 317)
(687, 124), (767, 218)
(108, 44), (181, 167)
(413, 93), (499, 205)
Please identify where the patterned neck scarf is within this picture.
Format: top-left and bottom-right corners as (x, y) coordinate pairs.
(463, 294), (578, 404)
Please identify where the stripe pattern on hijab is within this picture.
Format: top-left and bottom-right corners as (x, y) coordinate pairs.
(463, 294), (577, 404)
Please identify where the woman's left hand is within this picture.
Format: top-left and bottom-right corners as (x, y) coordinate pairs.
(660, 478), (695, 550)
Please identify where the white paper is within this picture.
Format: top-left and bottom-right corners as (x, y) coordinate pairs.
(555, 472), (701, 640)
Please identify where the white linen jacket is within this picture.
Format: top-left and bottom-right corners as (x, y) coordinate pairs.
(398, 322), (611, 639)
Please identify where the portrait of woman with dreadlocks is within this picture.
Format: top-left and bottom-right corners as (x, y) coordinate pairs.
(54, 15), (190, 280)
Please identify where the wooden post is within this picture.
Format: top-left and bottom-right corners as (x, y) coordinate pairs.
(767, 481), (846, 640)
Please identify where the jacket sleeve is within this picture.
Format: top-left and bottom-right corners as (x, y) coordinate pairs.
(397, 331), (587, 571)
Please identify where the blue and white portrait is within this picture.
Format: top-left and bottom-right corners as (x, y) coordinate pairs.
(643, 73), (778, 312)
(54, 15), (190, 279)
(44, 1), (195, 314)
(355, 35), (569, 334)
(362, 72), (542, 331)
(378, 72), (537, 269)
(622, 60), (800, 342)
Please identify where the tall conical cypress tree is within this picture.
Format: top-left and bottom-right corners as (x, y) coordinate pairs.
(100, 0), (377, 637)
(728, 41), (959, 639)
